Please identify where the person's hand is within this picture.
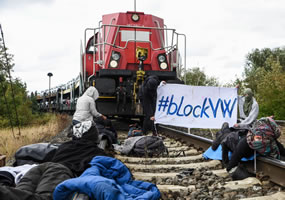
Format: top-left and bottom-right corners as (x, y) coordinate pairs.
(101, 115), (107, 120)
(150, 116), (155, 121)
(158, 81), (166, 88)
(234, 123), (239, 128)
(235, 84), (240, 89)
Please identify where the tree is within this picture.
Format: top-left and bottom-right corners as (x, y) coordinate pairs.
(183, 67), (219, 86)
(255, 57), (285, 119)
(0, 40), (34, 128)
(244, 47), (285, 92)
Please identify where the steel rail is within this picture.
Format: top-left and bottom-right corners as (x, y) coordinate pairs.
(158, 125), (285, 187)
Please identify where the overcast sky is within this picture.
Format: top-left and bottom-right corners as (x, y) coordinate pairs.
(1, 0), (285, 93)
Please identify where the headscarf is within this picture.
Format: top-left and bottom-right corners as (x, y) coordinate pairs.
(83, 86), (99, 101)
(243, 88), (253, 116)
(247, 117), (281, 158)
(73, 121), (93, 139)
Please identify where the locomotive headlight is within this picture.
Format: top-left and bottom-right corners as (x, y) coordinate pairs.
(109, 51), (121, 68)
(160, 62), (168, 70)
(157, 54), (168, 69)
(158, 55), (166, 62)
(131, 14), (140, 22)
(112, 52), (120, 61)
(110, 60), (118, 68)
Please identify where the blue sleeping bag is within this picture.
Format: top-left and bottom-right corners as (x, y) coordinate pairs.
(53, 156), (160, 200)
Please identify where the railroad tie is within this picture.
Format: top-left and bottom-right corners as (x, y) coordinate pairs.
(125, 159), (220, 171)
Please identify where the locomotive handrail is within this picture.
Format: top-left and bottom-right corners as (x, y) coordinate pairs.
(99, 24), (185, 75)
(101, 24), (176, 31)
(102, 40), (171, 51)
(176, 33), (187, 82)
(99, 24), (180, 52)
(83, 21), (185, 86)
(103, 18), (117, 69)
(154, 20), (165, 49)
(98, 21), (102, 68)
(100, 23), (177, 50)
(84, 27), (101, 85)
(83, 23), (182, 74)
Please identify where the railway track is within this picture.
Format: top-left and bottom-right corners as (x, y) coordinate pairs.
(115, 124), (285, 200)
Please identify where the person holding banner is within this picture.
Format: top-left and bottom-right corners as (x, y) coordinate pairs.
(235, 86), (259, 128)
(140, 75), (160, 136)
(140, 76), (167, 136)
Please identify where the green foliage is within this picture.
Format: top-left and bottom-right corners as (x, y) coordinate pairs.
(0, 78), (34, 127)
(242, 47), (285, 119)
(255, 58), (285, 119)
(244, 47), (285, 92)
(31, 113), (56, 125)
(183, 67), (220, 86)
(30, 92), (40, 114)
(0, 41), (44, 128)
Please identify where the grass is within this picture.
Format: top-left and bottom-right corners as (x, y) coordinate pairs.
(0, 113), (71, 161)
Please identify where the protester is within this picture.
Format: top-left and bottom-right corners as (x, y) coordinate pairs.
(235, 86), (259, 128)
(140, 75), (160, 135)
(140, 76), (166, 135)
(226, 117), (285, 176)
(0, 162), (74, 200)
(72, 86), (106, 125)
(94, 117), (118, 147)
(52, 122), (109, 176)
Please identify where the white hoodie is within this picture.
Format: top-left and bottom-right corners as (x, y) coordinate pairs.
(73, 87), (102, 122)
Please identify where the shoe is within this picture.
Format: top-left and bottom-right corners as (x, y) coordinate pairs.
(221, 122), (230, 133)
(212, 123), (231, 151)
(228, 166), (253, 181)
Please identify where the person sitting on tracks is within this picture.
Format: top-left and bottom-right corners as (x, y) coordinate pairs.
(234, 86), (259, 128)
(72, 86), (106, 125)
(226, 116), (285, 177)
(94, 117), (118, 148)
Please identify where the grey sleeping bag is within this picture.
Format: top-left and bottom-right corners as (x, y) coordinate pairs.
(14, 143), (59, 166)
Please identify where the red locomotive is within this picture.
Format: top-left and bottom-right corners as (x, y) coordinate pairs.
(81, 10), (186, 117)
(37, 10), (186, 116)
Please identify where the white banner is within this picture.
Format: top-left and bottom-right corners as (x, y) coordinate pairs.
(154, 84), (238, 129)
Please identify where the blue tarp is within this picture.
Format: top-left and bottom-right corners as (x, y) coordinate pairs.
(203, 144), (255, 161)
(53, 156), (161, 200)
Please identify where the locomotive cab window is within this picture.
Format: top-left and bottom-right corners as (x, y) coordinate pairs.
(121, 30), (150, 42)
(86, 34), (98, 54)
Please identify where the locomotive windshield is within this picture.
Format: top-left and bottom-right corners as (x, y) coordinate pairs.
(121, 30), (150, 42)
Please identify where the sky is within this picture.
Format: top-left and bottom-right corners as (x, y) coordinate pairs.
(1, 0), (285, 93)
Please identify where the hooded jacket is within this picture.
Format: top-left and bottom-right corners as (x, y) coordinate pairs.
(238, 96), (259, 127)
(141, 76), (159, 117)
(73, 87), (102, 122)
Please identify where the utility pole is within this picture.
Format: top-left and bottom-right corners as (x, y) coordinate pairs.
(47, 72), (53, 112)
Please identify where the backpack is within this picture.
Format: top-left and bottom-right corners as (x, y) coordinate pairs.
(132, 136), (166, 157)
(247, 117), (281, 158)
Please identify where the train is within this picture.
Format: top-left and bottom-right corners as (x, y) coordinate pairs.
(37, 9), (186, 118)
